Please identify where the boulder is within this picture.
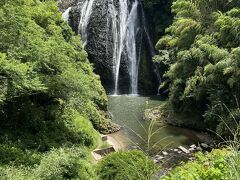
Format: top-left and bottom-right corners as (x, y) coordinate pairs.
(144, 107), (161, 121)
(196, 147), (203, 151)
(201, 143), (209, 149)
(189, 147), (195, 151)
(190, 144), (197, 149)
(178, 146), (190, 154)
(162, 151), (168, 156)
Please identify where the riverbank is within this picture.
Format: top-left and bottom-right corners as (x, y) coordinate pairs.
(108, 95), (216, 152)
(144, 106), (216, 145)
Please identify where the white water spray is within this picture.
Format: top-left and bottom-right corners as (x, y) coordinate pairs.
(127, 0), (140, 95)
(78, 0), (95, 47)
(108, 0), (129, 95)
(62, 7), (72, 22)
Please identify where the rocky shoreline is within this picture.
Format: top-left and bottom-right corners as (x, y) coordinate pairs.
(143, 106), (218, 174)
(153, 143), (216, 176)
(144, 106), (216, 144)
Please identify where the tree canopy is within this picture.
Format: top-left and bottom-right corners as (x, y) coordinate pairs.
(155, 0), (240, 136)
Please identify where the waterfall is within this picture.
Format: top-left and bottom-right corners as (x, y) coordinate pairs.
(127, 0), (140, 95)
(108, 1), (119, 95)
(61, 0), (159, 95)
(62, 7), (71, 22)
(75, 0), (155, 95)
(78, 0), (95, 47)
(108, 0), (128, 95)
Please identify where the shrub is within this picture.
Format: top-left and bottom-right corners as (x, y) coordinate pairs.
(97, 150), (158, 180)
(163, 149), (230, 180)
(0, 147), (96, 180)
(33, 147), (95, 180)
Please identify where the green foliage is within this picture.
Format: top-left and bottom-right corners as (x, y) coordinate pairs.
(163, 149), (230, 180)
(0, 0), (113, 178)
(97, 150), (158, 180)
(155, 0), (240, 136)
(0, 0), (111, 136)
(0, 147), (95, 180)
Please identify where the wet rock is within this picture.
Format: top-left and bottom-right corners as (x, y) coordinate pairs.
(189, 147), (195, 151)
(162, 151), (168, 156)
(190, 144), (197, 149)
(157, 156), (164, 160)
(105, 122), (121, 134)
(178, 146), (190, 154)
(201, 143), (209, 149)
(144, 107), (161, 121)
(59, 0), (159, 94)
(189, 157), (195, 161)
(196, 147), (203, 151)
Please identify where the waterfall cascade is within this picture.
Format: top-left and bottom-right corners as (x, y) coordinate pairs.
(127, 0), (140, 95)
(107, 0), (129, 95)
(62, 7), (72, 22)
(108, 0), (142, 95)
(78, 0), (95, 47)
(63, 0), (157, 95)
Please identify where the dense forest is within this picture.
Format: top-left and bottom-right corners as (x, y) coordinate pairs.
(154, 0), (240, 138)
(0, 0), (239, 179)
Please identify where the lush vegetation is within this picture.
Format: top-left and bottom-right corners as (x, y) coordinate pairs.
(162, 148), (240, 180)
(1, 0), (240, 179)
(155, 0), (240, 137)
(97, 150), (158, 180)
(0, 0), (117, 178)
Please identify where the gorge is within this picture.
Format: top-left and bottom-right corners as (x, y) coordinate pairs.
(61, 0), (204, 153)
(1, 0), (239, 179)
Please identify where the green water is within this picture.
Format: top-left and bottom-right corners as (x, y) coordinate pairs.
(108, 95), (200, 153)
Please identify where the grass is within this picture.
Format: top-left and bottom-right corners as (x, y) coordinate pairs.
(99, 141), (112, 149)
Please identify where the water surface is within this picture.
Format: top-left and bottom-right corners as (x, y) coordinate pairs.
(108, 95), (200, 154)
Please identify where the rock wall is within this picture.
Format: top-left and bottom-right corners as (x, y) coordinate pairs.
(60, 0), (159, 94)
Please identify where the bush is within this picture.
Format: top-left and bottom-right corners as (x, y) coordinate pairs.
(97, 150), (158, 180)
(155, 0), (240, 135)
(33, 147), (95, 180)
(163, 149), (230, 180)
(0, 147), (96, 180)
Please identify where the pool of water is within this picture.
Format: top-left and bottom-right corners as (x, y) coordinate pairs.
(108, 95), (200, 154)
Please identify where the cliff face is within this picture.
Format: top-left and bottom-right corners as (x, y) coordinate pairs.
(60, 0), (159, 95)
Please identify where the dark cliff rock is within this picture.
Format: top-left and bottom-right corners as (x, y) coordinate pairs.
(60, 0), (159, 95)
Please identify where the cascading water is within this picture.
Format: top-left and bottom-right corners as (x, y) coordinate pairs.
(127, 0), (140, 95)
(107, 0), (155, 95)
(107, 0), (128, 95)
(78, 0), (95, 47)
(107, 1), (118, 95)
(72, 0), (158, 95)
(62, 7), (72, 22)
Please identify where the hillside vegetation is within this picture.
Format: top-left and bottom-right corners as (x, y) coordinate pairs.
(0, 0), (240, 179)
(155, 0), (240, 137)
(0, 0), (114, 178)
